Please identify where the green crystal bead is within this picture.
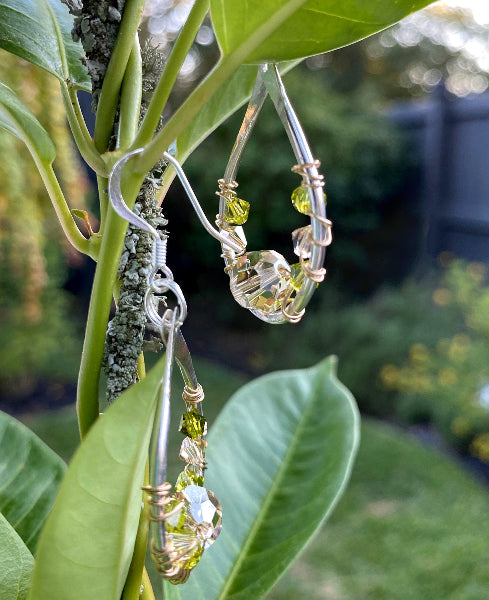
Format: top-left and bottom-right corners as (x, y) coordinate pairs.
(223, 197), (250, 225)
(166, 532), (204, 570)
(289, 263), (305, 291)
(164, 498), (188, 533)
(175, 467), (205, 492)
(291, 185), (310, 214)
(179, 409), (207, 439)
(291, 185), (327, 215)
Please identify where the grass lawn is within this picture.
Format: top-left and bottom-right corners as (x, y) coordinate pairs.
(19, 359), (489, 600)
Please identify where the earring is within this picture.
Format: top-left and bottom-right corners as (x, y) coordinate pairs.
(108, 152), (222, 584)
(216, 64), (333, 324)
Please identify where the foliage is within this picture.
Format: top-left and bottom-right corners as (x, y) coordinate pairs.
(308, 3), (489, 101)
(0, 1), (434, 599)
(382, 259), (489, 461)
(0, 51), (86, 395)
(263, 273), (460, 417)
(22, 400), (489, 600)
(270, 420), (489, 600)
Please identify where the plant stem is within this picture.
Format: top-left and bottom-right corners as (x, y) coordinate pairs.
(38, 161), (93, 256)
(122, 457), (150, 600)
(76, 171), (143, 437)
(119, 35), (143, 150)
(61, 85), (107, 175)
(134, 0), (210, 149)
(141, 568), (156, 600)
(94, 0), (146, 152)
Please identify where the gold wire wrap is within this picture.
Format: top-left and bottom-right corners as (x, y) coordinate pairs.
(149, 540), (193, 584)
(216, 179), (240, 232)
(216, 178), (239, 199)
(142, 482), (178, 521)
(182, 383), (204, 405)
(142, 483), (197, 584)
(300, 253), (326, 283)
(308, 215), (333, 247)
(281, 286), (306, 324)
(291, 160), (325, 188)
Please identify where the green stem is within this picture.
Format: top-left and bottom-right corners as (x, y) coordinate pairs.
(94, 0), (146, 152)
(134, 0), (210, 148)
(122, 456), (150, 600)
(61, 85), (107, 175)
(141, 568), (156, 600)
(119, 35), (143, 150)
(97, 175), (109, 236)
(132, 2), (306, 176)
(76, 171), (143, 437)
(38, 161), (93, 256)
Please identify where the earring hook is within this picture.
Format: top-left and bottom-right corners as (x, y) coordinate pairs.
(108, 148), (244, 256)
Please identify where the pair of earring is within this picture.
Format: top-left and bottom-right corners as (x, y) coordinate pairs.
(107, 61), (331, 584)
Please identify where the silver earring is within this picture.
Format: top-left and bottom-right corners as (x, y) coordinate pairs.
(108, 152), (222, 584)
(216, 64), (332, 324)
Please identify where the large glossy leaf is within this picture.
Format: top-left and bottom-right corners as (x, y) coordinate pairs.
(165, 356), (360, 600)
(0, 0), (90, 90)
(0, 512), (34, 600)
(28, 354), (168, 600)
(0, 410), (65, 554)
(211, 0), (435, 63)
(0, 82), (56, 164)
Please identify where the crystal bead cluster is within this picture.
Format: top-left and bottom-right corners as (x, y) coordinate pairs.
(217, 160), (329, 322)
(158, 399), (222, 584)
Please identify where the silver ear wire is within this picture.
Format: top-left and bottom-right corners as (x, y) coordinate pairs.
(108, 148), (244, 257)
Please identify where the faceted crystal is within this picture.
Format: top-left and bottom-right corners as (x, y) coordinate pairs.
(229, 250), (291, 315)
(179, 409), (207, 439)
(292, 225), (312, 258)
(180, 437), (205, 467)
(291, 185), (311, 214)
(167, 532), (204, 569)
(291, 185), (327, 215)
(175, 466), (204, 491)
(223, 197), (250, 225)
(181, 485), (222, 548)
(289, 262), (305, 291)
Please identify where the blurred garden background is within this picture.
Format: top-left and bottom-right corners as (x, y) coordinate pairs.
(2, 0), (489, 598)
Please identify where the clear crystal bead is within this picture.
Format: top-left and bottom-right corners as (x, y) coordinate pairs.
(229, 250), (291, 316)
(180, 437), (205, 467)
(181, 485), (222, 548)
(292, 225), (312, 258)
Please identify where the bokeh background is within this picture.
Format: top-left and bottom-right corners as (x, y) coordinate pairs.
(2, 1), (489, 598)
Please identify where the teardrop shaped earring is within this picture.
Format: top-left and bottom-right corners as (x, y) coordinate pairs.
(216, 64), (332, 324)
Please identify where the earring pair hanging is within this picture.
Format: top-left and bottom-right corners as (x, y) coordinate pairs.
(216, 63), (333, 324)
(108, 151), (223, 584)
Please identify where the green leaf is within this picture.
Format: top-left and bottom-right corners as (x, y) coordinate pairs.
(0, 410), (65, 554)
(211, 0), (435, 63)
(0, 512), (34, 600)
(165, 356), (360, 600)
(0, 82), (56, 164)
(28, 355), (168, 600)
(0, 0), (90, 90)
(170, 62), (298, 174)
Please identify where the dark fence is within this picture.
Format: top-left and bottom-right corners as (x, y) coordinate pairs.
(391, 86), (489, 262)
